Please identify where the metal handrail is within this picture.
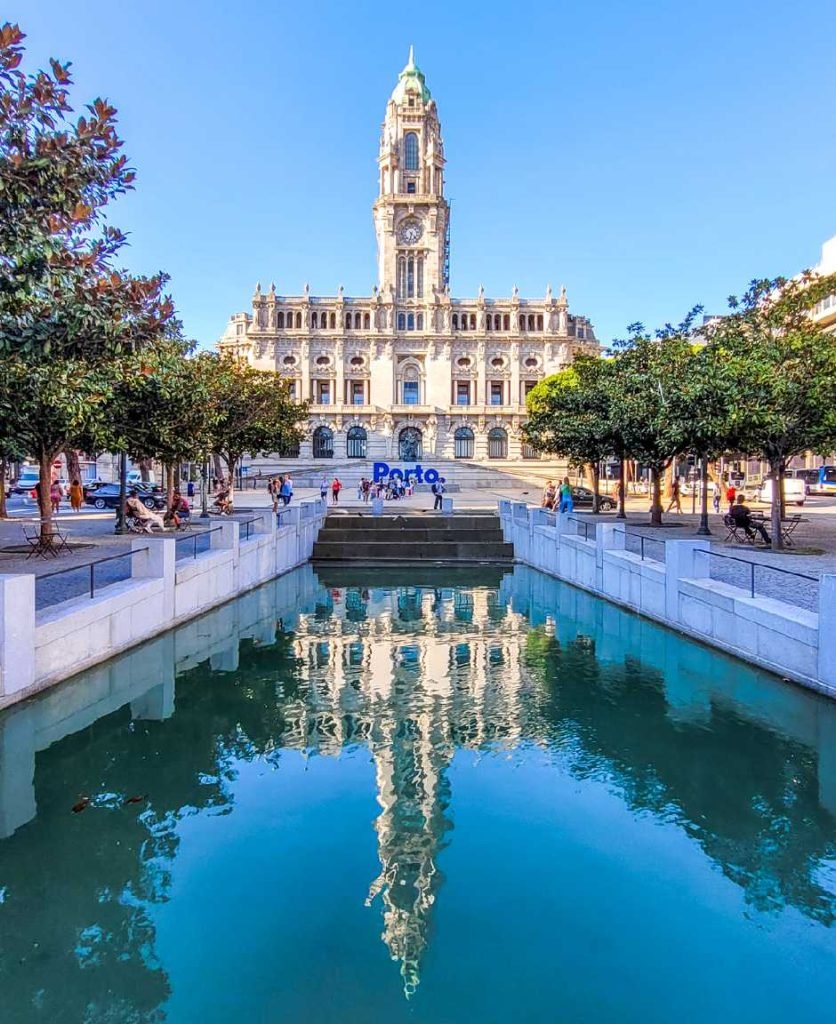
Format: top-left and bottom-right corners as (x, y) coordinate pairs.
(694, 548), (818, 599)
(612, 527), (665, 562)
(236, 516), (261, 541)
(174, 524), (224, 559)
(566, 515), (592, 541)
(36, 546), (149, 599)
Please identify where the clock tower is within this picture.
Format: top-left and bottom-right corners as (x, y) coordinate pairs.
(373, 48), (449, 314)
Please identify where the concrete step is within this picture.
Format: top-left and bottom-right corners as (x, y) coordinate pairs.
(311, 540), (514, 562)
(318, 527), (505, 544)
(322, 514), (500, 531)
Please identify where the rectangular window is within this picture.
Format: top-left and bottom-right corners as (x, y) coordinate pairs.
(490, 382), (504, 406)
(456, 382), (470, 406)
(351, 382), (365, 405)
(287, 381), (297, 400)
(317, 382), (330, 405)
(407, 181), (416, 194)
(402, 381), (419, 405)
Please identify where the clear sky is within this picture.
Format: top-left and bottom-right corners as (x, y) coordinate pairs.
(8, 0), (836, 347)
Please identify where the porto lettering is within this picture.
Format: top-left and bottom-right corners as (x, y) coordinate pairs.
(373, 462), (440, 485)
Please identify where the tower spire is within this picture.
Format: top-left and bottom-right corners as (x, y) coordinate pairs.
(407, 44), (415, 68)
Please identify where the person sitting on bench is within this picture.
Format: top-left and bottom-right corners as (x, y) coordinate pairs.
(126, 490), (166, 532)
(729, 494), (770, 546)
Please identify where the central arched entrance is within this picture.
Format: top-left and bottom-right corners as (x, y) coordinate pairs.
(312, 425), (334, 459)
(398, 427), (423, 461)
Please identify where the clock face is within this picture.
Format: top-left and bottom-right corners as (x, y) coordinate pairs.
(398, 219), (423, 245)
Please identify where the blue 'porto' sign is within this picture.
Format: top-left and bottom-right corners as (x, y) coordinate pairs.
(373, 462), (441, 484)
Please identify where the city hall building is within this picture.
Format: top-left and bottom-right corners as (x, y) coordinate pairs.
(218, 49), (599, 465)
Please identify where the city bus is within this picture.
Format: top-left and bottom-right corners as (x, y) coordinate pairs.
(815, 465), (836, 494)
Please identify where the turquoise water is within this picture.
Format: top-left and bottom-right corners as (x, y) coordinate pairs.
(1, 564), (835, 1023)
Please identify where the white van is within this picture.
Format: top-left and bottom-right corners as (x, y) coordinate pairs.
(758, 477), (806, 507)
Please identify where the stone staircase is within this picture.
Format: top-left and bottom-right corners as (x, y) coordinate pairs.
(311, 511), (514, 564)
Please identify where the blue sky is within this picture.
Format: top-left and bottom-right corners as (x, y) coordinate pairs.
(9, 0), (836, 346)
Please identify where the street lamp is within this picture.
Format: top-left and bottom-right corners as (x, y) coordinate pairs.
(696, 456), (711, 536)
(114, 451), (128, 535)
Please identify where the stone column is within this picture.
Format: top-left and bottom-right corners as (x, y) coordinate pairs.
(0, 575), (35, 699)
(664, 540), (710, 622)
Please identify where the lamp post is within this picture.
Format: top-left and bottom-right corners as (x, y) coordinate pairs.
(200, 457), (209, 517)
(696, 456), (711, 535)
(114, 451), (128, 534)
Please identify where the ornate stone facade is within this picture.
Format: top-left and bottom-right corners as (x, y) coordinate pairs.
(218, 49), (599, 463)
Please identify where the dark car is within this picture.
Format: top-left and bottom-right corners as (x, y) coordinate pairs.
(571, 486), (615, 512)
(84, 484), (166, 511)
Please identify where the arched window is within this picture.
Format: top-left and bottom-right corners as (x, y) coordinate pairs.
(452, 313), (459, 330)
(330, 312), (336, 330)
(417, 313), (424, 330)
(295, 312), (302, 329)
(488, 427), (508, 459)
(470, 314), (476, 330)
(404, 132), (419, 170)
(454, 426), (474, 459)
(277, 312), (285, 329)
(397, 257), (406, 298)
(364, 312), (370, 329)
(503, 314), (510, 331)
(311, 312), (318, 329)
(537, 314), (544, 331)
(520, 317), (527, 331)
(417, 257), (423, 298)
(344, 314), (351, 329)
(521, 442), (538, 460)
(529, 315), (536, 331)
(346, 425), (367, 459)
(486, 314), (493, 331)
(312, 426), (334, 459)
(407, 313), (415, 331)
(278, 439), (300, 458)
(461, 315), (468, 331)
(399, 426), (423, 460)
(397, 312), (406, 331)
(407, 257), (415, 297)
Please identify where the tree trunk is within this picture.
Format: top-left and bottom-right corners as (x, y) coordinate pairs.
(225, 456), (237, 510)
(212, 453), (224, 492)
(37, 450), (56, 541)
(770, 459), (783, 550)
(591, 463), (601, 514)
(650, 467), (664, 526)
(138, 457), (153, 483)
(616, 458), (626, 519)
(165, 463), (176, 505)
(64, 447), (81, 486)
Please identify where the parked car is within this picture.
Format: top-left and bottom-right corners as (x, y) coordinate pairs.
(571, 486), (615, 512)
(84, 484), (166, 511)
(757, 477), (805, 507)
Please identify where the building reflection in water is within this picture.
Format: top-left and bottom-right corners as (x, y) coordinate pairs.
(0, 565), (835, 1018)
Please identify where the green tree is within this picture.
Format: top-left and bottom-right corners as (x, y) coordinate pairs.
(709, 273), (836, 548)
(609, 312), (701, 525)
(0, 24), (177, 536)
(203, 355), (307, 509)
(113, 346), (217, 503)
(524, 356), (625, 513)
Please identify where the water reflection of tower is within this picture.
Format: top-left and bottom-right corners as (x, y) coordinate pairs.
(292, 580), (529, 996)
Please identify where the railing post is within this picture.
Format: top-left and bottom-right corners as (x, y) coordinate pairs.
(0, 575), (36, 699)
(817, 575), (836, 693)
(131, 538), (176, 620)
(664, 540), (711, 622)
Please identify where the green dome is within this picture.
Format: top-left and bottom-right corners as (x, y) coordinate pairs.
(391, 46), (431, 104)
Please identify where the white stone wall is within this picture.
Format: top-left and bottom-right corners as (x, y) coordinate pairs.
(501, 501), (836, 699)
(0, 502), (327, 706)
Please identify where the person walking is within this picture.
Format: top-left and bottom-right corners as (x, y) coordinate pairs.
(69, 479), (83, 512)
(558, 477), (574, 514)
(666, 478), (683, 514)
(50, 479), (63, 515)
(279, 475), (292, 507)
(431, 477), (446, 511)
(712, 480), (721, 514)
(331, 477), (342, 505)
(726, 481), (737, 512)
(319, 476), (328, 502)
(361, 477), (371, 503)
(542, 480), (556, 510)
(284, 473), (294, 505)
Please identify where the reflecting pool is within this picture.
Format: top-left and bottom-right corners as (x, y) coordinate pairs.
(1, 564), (836, 1023)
